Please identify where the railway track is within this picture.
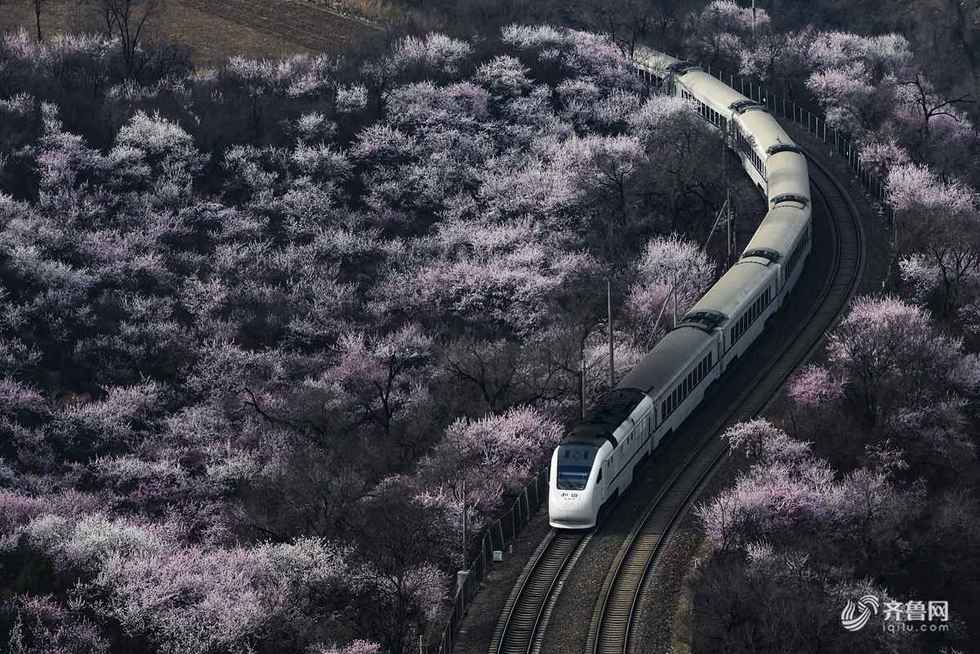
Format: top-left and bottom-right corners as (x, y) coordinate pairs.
(586, 149), (865, 654)
(488, 144), (865, 654)
(489, 531), (592, 654)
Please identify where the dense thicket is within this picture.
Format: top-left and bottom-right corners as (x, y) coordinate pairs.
(0, 25), (739, 653)
(694, 298), (980, 653)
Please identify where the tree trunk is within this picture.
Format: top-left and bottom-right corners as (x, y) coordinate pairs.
(34, 0), (43, 42)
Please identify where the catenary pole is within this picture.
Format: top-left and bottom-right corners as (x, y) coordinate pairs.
(607, 277), (615, 386)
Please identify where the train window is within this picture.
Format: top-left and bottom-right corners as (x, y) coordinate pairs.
(556, 443), (599, 490)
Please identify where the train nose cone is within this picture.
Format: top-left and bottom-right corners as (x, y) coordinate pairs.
(550, 490), (596, 529)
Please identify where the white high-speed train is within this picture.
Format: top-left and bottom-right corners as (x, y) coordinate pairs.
(549, 50), (812, 529)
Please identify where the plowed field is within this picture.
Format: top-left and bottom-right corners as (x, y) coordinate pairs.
(0, 0), (378, 66)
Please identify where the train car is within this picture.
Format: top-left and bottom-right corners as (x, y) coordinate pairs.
(683, 260), (780, 372)
(549, 48), (813, 530)
(742, 204), (813, 301)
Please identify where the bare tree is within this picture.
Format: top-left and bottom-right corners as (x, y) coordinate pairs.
(32, 0), (46, 41)
(100, 0), (163, 75)
(898, 71), (974, 144)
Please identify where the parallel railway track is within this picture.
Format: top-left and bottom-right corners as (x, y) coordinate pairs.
(489, 144), (865, 654)
(587, 150), (865, 654)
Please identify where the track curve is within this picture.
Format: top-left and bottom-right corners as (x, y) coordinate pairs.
(490, 123), (867, 654)
(587, 146), (865, 654)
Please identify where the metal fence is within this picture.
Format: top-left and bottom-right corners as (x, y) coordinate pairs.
(634, 57), (894, 224)
(428, 466), (550, 654)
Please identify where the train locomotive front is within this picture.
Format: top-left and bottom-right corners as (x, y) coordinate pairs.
(549, 439), (605, 529)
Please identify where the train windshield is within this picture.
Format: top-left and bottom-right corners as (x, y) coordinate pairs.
(556, 443), (599, 490)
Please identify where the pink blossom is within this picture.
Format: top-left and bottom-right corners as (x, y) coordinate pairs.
(787, 365), (844, 409)
(474, 55), (532, 96)
(391, 33), (472, 76)
(886, 162), (975, 215)
(627, 234), (715, 343)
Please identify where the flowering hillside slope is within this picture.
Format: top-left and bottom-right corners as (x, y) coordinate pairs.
(0, 26), (735, 653)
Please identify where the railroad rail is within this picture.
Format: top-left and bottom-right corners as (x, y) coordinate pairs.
(488, 145), (865, 654)
(488, 531), (591, 654)
(586, 150), (865, 654)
